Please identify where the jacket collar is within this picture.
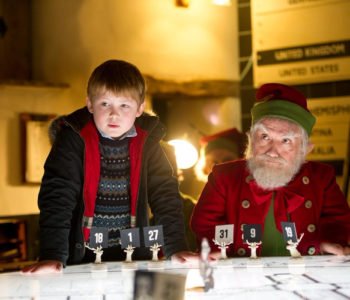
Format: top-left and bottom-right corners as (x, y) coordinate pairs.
(247, 173), (305, 214)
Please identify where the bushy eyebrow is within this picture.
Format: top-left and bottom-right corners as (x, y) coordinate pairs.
(255, 123), (301, 139)
(282, 132), (300, 140)
(254, 123), (268, 134)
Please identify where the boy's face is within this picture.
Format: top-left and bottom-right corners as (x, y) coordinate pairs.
(87, 91), (144, 139)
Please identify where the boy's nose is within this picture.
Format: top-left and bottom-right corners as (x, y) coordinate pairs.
(110, 107), (119, 116)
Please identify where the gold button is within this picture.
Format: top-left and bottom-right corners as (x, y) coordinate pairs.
(237, 248), (246, 256)
(242, 200), (250, 208)
(302, 176), (310, 184)
(305, 200), (312, 208)
(308, 246), (316, 255)
(307, 224), (316, 233)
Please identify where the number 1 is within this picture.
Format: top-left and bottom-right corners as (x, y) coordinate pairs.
(128, 232), (133, 242)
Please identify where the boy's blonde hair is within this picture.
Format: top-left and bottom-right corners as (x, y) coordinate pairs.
(87, 59), (146, 106)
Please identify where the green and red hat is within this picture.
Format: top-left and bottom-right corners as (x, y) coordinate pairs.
(251, 83), (316, 136)
(200, 128), (246, 157)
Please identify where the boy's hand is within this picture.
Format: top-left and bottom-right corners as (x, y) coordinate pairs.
(21, 260), (63, 274)
(170, 251), (199, 263)
(320, 242), (350, 256)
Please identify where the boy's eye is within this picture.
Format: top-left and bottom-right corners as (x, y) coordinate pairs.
(282, 138), (291, 144)
(101, 102), (109, 107)
(121, 104), (130, 108)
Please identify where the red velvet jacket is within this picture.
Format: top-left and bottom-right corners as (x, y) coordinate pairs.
(191, 159), (350, 256)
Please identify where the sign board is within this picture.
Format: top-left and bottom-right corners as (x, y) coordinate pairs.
(281, 222), (298, 243)
(307, 96), (350, 197)
(251, 0), (350, 86)
(120, 228), (141, 248)
(89, 227), (109, 248)
(243, 224), (262, 243)
(215, 224), (234, 245)
(143, 225), (164, 247)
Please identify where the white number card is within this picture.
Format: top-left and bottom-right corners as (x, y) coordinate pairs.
(120, 228), (141, 248)
(215, 224), (234, 244)
(143, 225), (164, 247)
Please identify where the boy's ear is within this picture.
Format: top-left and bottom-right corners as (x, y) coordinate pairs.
(86, 97), (93, 113)
(136, 102), (145, 117)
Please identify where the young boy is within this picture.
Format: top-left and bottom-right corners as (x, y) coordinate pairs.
(22, 59), (196, 274)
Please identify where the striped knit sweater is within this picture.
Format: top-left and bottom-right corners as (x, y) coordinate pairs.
(92, 136), (131, 247)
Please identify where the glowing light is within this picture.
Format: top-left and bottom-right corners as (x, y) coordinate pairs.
(212, 0), (232, 6)
(175, 0), (190, 7)
(168, 139), (199, 169)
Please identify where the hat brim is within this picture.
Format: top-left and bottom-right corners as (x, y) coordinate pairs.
(251, 100), (316, 135)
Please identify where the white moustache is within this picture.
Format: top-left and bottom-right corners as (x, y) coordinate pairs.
(256, 154), (287, 165)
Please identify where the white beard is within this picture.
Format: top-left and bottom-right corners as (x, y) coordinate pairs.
(247, 154), (304, 190)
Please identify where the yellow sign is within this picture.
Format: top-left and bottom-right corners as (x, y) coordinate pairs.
(310, 123), (349, 143)
(307, 97), (350, 198)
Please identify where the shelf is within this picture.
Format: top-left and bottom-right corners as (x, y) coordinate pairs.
(0, 80), (69, 89)
(0, 219), (27, 262)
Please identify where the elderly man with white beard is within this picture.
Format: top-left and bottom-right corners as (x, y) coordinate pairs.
(191, 83), (350, 257)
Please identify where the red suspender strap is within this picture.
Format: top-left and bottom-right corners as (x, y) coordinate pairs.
(80, 120), (100, 241)
(129, 125), (147, 227)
